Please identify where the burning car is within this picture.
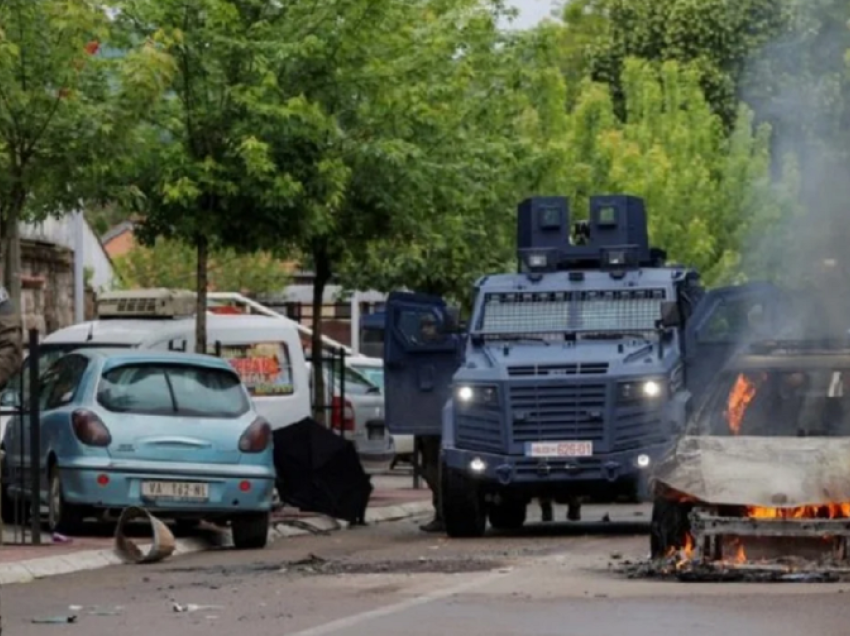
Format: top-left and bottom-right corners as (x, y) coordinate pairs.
(649, 340), (850, 574)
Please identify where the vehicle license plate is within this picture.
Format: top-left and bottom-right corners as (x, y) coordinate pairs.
(525, 442), (593, 458)
(141, 481), (209, 501)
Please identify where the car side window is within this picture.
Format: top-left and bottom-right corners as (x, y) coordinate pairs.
(41, 355), (90, 411)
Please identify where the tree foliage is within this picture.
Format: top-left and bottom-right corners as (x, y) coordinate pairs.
(586, 0), (788, 129)
(551, 58), (796, 284)
(0, 0), (171, 308)
(113, 238), (290, 295)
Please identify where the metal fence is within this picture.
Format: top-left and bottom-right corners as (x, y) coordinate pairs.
(1, 329), (43, 545)
(308, 346), (348, 436)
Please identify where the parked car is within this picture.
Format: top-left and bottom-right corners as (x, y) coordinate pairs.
(307, 360), (395, 473)
(1, 349), (276, 549)
(346, 356), (413, 465)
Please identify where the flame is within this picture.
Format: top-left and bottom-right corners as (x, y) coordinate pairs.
(747, 503), (850, 519)
(726, 373), (758, 435)
(729, 537), (747, 563)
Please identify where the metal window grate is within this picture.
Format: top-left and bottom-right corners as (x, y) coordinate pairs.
(480, 289), (667, 334)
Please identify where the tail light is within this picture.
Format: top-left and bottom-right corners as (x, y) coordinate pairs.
(239, 417), (272, 453)
(330, 397), (355, 431)
(71, 409), (112, 447)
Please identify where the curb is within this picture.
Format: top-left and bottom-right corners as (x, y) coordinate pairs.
(0, 500), (432, 586)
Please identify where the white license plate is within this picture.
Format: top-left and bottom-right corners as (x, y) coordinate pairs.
(141, 481), (209, 501)
(525, 442), (593, 458)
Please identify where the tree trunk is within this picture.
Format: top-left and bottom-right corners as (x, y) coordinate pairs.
(310, 243), (331, 425)
(195, 234), (208, 353)
(2, 204), (22, 319)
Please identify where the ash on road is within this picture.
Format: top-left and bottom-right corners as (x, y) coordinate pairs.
(5, 502), (850, 636)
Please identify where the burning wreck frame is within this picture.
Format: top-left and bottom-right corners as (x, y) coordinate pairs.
(647, 341), (850, 579)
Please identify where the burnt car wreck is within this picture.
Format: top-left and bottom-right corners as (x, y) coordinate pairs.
(644, 340), (850, 582)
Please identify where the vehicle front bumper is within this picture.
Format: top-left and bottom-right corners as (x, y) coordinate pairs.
(60, 460), (275, 514)
(443, 444), (671, 495)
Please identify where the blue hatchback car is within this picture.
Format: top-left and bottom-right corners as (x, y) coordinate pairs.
(2, 349), (276, 549)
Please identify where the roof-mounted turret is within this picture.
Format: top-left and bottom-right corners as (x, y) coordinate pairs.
(516, 195), (667, 272)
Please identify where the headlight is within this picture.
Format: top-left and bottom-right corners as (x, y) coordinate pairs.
(618, 379), (666, 403)
(455, 384), (499, 406)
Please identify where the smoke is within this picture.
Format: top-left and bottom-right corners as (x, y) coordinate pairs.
(738, 2), (850, 338)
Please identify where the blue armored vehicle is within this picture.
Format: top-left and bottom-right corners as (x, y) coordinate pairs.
(383, 194), (786, 537)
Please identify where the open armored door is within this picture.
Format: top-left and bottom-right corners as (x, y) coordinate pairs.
(384, 291), (461, 436)
(683, 282), (784, 405)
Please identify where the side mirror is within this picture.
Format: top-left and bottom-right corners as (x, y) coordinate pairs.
(658, 301), (681, 329)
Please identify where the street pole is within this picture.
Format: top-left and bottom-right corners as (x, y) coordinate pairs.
(350, 291), (360, 355)
(73, 210), (85, 323)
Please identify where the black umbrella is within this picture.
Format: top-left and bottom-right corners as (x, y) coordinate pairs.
(272, 417), (373, 524)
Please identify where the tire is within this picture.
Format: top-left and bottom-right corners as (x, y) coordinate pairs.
(232, 512), (270, 549)
(488, 501), (526, 531)
(441, 462), (486, 538)
(649, 496), (692, 559)
(47, 466), (85, 535)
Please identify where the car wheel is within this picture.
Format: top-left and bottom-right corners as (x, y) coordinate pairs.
(650, 496), (692, 559)
(231, 512), (270, 549)
(488, 500), (526, 531)
(441, 462), (486, 538)
(48, 466), (85, 535)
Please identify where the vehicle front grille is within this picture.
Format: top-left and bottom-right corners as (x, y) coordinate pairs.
(613, 408), (665, 451)
(508, 383), (607, 443)
(456, 413), (503, 453)
(508, 363), (609, 378)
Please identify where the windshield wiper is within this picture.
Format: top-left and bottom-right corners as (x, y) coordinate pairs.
(580, 332), (651, 341)
(488, 335), (551, 346)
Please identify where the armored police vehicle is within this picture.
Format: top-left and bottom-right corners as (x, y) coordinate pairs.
(384, 194), (787, 537)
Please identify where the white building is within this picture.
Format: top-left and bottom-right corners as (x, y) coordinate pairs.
(20, 214), (116, 292)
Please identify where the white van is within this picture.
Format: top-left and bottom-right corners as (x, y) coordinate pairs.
(1, 290), (311, 435)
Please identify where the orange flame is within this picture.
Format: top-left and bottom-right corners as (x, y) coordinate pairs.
(726, 373), (757, 435)
(747, 503), (850, 519)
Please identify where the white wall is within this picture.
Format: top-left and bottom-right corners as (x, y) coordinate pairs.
(19, 215), (116, 292)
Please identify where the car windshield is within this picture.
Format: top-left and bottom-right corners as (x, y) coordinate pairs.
(318, 363), (379, 396)
(477, 289), (667, 339)
(351, 366), (384, 390)
(97, 363), (250, 418)
(690, 365), (850, 437)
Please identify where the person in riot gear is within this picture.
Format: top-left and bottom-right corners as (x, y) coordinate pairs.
(0, 287), (22, 388)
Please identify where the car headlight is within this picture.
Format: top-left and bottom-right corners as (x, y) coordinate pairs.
(618, 379), (666, 403)
(455, 384), (499, 406)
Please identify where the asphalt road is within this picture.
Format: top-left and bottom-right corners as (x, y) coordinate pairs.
(6, 502), (850, 636)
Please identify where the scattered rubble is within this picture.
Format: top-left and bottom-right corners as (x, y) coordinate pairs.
(274, 553), (504, 576)
(620, 551), (850, 583)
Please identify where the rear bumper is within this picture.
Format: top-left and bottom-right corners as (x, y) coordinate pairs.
(60, 461), (275, 514)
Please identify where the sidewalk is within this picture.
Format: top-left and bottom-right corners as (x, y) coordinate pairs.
(0, 475), (431, 586)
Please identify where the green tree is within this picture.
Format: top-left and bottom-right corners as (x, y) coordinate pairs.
(556, 58), (797, 284)
(587, 0), (788, 129)
(0, 0), (172, 309)
(334, 17), (572, 308)
(113, 0), (312, 355)
(112, 238), (290, 295)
